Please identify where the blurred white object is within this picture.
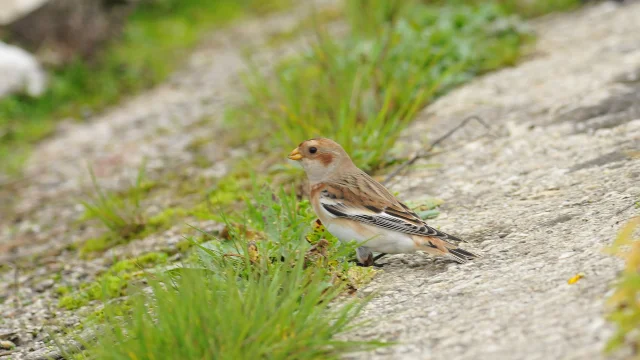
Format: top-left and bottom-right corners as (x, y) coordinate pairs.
(0, 0), (49, 25)
(0, 41), (47, 97)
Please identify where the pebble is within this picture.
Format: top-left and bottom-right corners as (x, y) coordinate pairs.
(34, 279), (54, 293)
(0, 340), (15, 350)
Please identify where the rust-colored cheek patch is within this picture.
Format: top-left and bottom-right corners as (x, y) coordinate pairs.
(318, 153), (333, 166)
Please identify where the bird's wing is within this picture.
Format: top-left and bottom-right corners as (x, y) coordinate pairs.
(318, 172), (463, 243)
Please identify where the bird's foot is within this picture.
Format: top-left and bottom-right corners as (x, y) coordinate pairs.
(354, 253), (388, 267)
(355, 261), (385, 268)
(372, 253), (387, 262)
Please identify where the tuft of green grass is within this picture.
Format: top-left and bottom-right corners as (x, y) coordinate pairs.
(80, 165), (149, 246)
(89, 264), (376, 360)
(110, 252), (169, 273)
(58, 252), (169, 310)
(77, 187), (381, 359)
(78, 163), (195, 256)
(0, 0), (293, 174)
(605, 216), (640, 357)
(78, 169), (255, 257)
(227, 1), (533, 172)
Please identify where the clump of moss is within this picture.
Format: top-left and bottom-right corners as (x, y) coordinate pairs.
(57, 252), (169, 310)
(55, 285), (72, 296)
(79, 234), (119, 257)
(110, 252), (168, 273)
(59, 296), (89, 311)
(147, 207), (189, 228)
(85, 300), (133, 325)
(206, 174), (247, 208)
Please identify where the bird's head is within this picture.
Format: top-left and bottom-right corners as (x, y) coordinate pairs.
(288, 138), (354, 183)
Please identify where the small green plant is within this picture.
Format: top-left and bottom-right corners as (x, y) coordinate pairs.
(89, 263), (376, 360)
(58, 252), (169, 310)
(78, 187), (380, 359)
(228, 1), (532, 172)
(80, 164), (150, 251)
(195, 185), (374, 287)
(606, 216), (640, 356)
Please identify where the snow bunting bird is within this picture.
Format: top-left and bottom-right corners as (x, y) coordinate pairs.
(288, 138), (479, 266)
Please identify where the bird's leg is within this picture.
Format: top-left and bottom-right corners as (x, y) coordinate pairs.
(367, 253), (387, 268)
(372, 253), (387, 264)
(353, 247), (388, 267)
(355, 247), (374, 267)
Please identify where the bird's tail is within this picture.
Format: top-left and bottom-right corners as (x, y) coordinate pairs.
(447, 247), (480, 263)
(414, 236), (481, 263)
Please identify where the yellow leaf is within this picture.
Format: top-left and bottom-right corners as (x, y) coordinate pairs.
(311, 218), (324, 230)
(568, 273), (584, 285)
(247, 241), (259, 264)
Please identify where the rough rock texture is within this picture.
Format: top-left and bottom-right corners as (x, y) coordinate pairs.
(346, 2), (640, 359)
(1, 1), (639, 359)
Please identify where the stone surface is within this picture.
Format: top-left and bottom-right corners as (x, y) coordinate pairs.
(346, 1), (640, 359)
(1, 1), (639, 359)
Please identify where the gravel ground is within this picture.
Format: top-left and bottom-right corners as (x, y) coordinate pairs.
(346, 2), (640, 359)
(0, 2), (336, 358)
(0, 1), (639, 359)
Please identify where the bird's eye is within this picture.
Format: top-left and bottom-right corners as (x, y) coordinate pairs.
(309, 147), (317, 154)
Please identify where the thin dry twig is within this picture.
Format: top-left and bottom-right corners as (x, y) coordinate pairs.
(382, 115), (491, 185)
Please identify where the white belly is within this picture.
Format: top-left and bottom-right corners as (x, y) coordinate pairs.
(326, 221), (416, 254)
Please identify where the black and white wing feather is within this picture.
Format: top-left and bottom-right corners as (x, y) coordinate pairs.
(317, 173), (464, 244)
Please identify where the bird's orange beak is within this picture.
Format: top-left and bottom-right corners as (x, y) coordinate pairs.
(288, 147), (303, 161)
